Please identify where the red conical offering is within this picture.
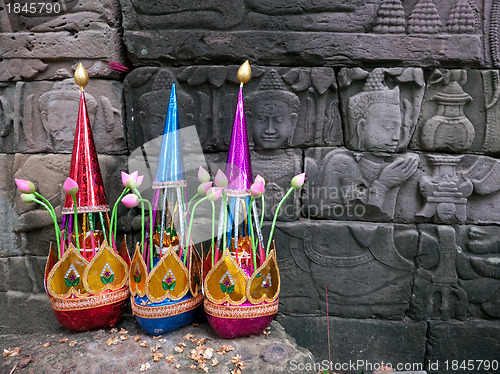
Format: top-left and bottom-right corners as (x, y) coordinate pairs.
(62, 70), (108, 214)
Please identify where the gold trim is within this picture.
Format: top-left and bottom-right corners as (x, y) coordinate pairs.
(50, 287), (129, 311)
(47, 244), (89, 298)
(129, 244), (148, 297)
(203, 249), (249, 306)
(83, 240), (129, 294)
(204, 298), (279, 319)
(131, 293), (203, 319)
(246, 249), (281, 304)
(189, 246), (202, 297)
(145, 247), (189, 303)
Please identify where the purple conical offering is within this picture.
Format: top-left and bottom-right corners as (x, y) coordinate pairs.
(225, 86), (253, 196)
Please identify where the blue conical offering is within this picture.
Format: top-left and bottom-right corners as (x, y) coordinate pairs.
(129, 82), (203, 336)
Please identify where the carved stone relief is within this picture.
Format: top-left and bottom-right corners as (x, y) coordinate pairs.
(410, 225), (468, 320)
(0, 79), (125, 154)
(124, 66), (341, 153)
(338, 67), (425, 153)
(121, 0), (484, 66)
(411, 224), (500, 320)
(304, 147), (420, 222)
(267, 221), (415, 319)
(1, 0), (126, 81)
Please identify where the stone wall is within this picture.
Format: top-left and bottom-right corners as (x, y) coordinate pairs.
(2, 0), (500, 372)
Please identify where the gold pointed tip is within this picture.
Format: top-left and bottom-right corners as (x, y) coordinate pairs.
(237, 60), (251, 84)
(74, 62), (89, 89)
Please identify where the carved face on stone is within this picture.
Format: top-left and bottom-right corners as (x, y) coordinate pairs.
(39, 81), (97, 150)
(248, 101), (298, 150)
(359, 102), (401, 152)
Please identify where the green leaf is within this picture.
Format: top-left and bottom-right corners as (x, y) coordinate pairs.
(220, 283), (227, 293)
(72, 277), (80, 287)
(168, 280), (176, 290)
(100, 275), (114, 284)
(162, 281), (169, 290)
(134, 274), (141, 283)
(256, 273), (262, 278)
(65, 278), (72, 287)
(227, 284), (235, 293)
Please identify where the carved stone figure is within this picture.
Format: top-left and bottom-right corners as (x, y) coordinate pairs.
(480, 70), (500, 154)
(245, 70), (302, 221)
(455, 225), (500, 318)
(410, 225), (467, 320)
(246, 70), (300, 150)
(304, 221), (414, 319)
(37, 80), (98, 152)
(338, 67), (425, 153)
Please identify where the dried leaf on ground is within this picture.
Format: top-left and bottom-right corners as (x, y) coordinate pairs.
(68, 341), (77, 347)
(133, 335), (141, 342)
(120, 334), (130, 341)
(58, 338), (69, 344)
(152, 352), (164, 362)
(118, 328), (128, 335)
(139, 341), (148, 348)
(3, 348), (22, 357)
(165, 355), (176, 364)
(42, 342), (50, 348)
(139, 362), (150, 372)
(106, 337), (119, 346)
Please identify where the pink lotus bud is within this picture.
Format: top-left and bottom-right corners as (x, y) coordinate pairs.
(214, 169), (228, 188)
(251, 180), (265, 198)
(198, 166), (211, 183)
(63, 177), (79, 195)
(206, 187), (223, 201)
(197, 181), (213, 196)
(15, 179), (36, 194)
(291, 172), (306, 189)
(21, 193), (36, 203)
(122, 193), (140, 208)
(121, 171), (143, 189)
(254, 174), (266, 186)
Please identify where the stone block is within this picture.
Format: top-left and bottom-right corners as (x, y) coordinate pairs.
(0, 79), (125, 154)
(7, 256), (46, 293)
(0, 28), (125, 81)
(120, 0), (485, 67)
(13, 153), (127, 253)
(426, 320), (500, 374)
(277, 315), (427, 372)
(0, 291), (56, 334)
(1, 0), (126, 81)
(123, 66), (342, 154)
(0, 154), (21, 257)
(264, 220), (415, 319)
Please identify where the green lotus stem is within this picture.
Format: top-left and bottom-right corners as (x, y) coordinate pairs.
(185, 196), (208, 265)
(266, 187), (294, 256)
(138, 198), (153, 271)
(32, 197), (61, 258)
(187, 192), (199, 214)
(71, 194), (80, 252)
(249, 197), (258, 271)
(33, 192), (56, 218)
(99, 212), (107, 245)
(260, 195), (265, 228)
(222, 191), (228, 252)
(131, 187), (146, 255)
(110, 188), (130, 244)
(211, 200), (215, 267)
